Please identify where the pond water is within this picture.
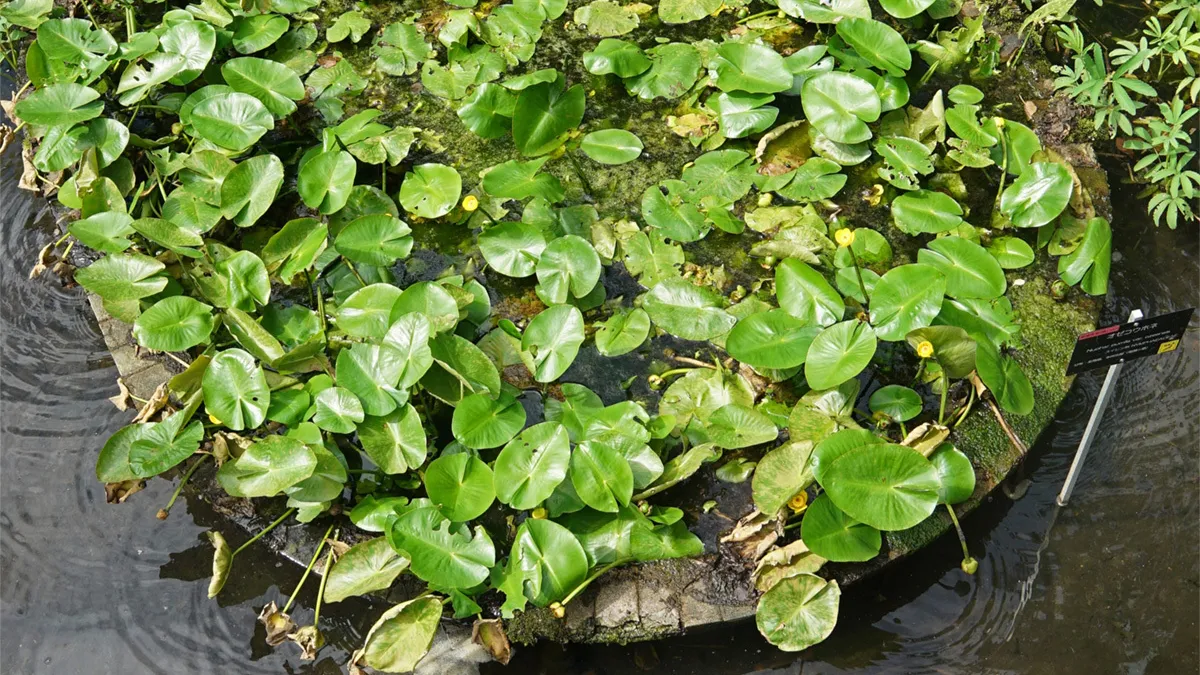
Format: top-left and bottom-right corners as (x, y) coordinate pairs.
(2, 65), (1197, 675)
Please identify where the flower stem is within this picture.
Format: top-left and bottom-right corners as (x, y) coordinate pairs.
(938, 374), (949, 425)
(847, 246), (869, 307)
(313, 532), (336, 625)
(945, 504), (970, 561)
(233, 508), (296, 557)
(157, 455), (209, 520)
(282, 523), (335, 614)
(560, 559), (628, 607)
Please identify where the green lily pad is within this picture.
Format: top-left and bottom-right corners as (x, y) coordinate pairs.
(570, 440), (634, 513)
(868, 384), (923, 422)
(132, 296), (214, 352)
(1058, 216), (1111, 295)
(820, 442), (940, 530)
(203, 349), (269, 430)
(868, 263), (947, 341)
(512, 82), (585, 157)
(594, 307), (651, 357)
(801, 493), (881, 562)
(891, 190), (964, 235)
(494, 422), (571, 510)
(216, 434), (316, 497)
(918, 236), (1007, 299)
(727, 309), (821, 370)
(644, 278), (736, 341)
(452, 392), (526, 449)
(399, 163), (462, 219)
(930, 443), (975, 504)
(426, 452), (496, 521)
(999, 161), (1073, 228)
(752, 440), (815, 515)
(756, 574), (841, 652)
(387, 506), (495, 588)
(581, 129), (644, 164)
(323, 537), (410, 604)
(804, 320), (877, 390)
(358, 404), (428, 474)
(522, 304), (585, 382)
(801, 72), (880, 145)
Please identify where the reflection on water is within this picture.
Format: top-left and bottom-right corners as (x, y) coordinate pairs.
(1, 117), (1196, 675)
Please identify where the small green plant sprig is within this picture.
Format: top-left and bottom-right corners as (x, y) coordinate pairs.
(1051, 1), (1199, 229)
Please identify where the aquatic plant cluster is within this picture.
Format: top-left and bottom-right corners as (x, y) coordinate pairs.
(1049, 0), (1199, 229)
(2, 0), (1119, 668)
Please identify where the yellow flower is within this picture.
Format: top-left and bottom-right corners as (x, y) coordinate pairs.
(917, 340), (935, 359)
(788, 491), (808, 512)
(462, 195), (479, 212)
(531, 507), (547, 520)
(208, 413), (222, 425)
(834, 228), (855, 247)
(550, 602), (566, 619)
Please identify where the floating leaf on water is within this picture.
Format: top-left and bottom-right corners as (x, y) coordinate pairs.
(756, 573), (840, 652)
(351, 596), (443, 674)
(207, 530), (232, 598)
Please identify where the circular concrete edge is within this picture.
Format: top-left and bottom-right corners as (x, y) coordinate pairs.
(83, 252), (1101, 646)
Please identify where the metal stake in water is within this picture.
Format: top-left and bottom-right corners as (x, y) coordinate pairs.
(1056, 309), (1143, 506)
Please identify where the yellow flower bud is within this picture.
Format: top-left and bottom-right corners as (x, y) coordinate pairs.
(531, 507), (547, 520)
(961, 556), (979, 574)
(787, 491), (808, 512)
(550, 602), (566, 619)
(917, 340), (935, 359)
(208, 413), (222, 425)
(462, 195), (479, 212)
(835, 228), (855, 247)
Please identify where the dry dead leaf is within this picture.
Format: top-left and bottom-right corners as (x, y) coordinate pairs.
(472, 619), (512, 665)
(258, 601), (296, 647)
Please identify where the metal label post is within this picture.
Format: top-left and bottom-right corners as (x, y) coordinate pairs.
(1056, 309), (1143, 506)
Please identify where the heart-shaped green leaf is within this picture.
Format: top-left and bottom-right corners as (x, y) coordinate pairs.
(323, 537), (410, 603)
(800, 493), (881, 562)
(426, 453), (496, 521)
(644, 278), (736, 341)
(399, 163), (461, 219)
(570, 440), (634, 513)
(820, 442), (940, 530)
(190, 91), (273, 151)
(203, 348), (270, 430)
(891, 189), (963, 235)
(868, 263), (946, 341)
(216, 434), (317, 497)
(581, 129), (644, 164)
(132, 296), (215, 351)
(776, 259), (844, 327)
(918, 236), (1007, 299)
(512, 82), (585, 156)
(494, 422), (570, 510)
(804, 320), (877, 390)
(358, 403), (428, 474)
(727, 309), (821, 370)
(452, 392), (527, 450)
(999, 161), (1073, 228)
(387, 506), (495, 588)
(522, 304), (585, 382)
(594, 307), (651, 357)
(756, 573), (841, 652)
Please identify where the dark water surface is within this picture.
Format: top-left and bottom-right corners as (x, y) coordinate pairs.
(2, 112), (1197, 675)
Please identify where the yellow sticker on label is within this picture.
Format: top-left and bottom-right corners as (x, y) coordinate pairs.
(1157, 340), (1180, 354)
